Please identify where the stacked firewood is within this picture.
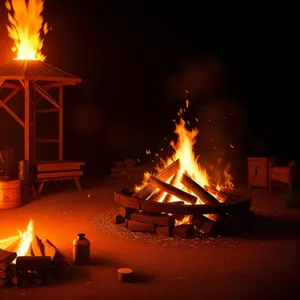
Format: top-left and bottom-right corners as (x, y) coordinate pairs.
(113, 159), (253, 238)
(112, 206), (219, 238)
(0, 236), (70, 288)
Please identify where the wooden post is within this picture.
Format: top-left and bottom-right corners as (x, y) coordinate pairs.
(58, 86), (63, 161)
(24, 80), (30, 162)
(31, 87), (36, 163)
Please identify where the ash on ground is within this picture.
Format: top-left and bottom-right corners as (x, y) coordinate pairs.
(90, 209), (295, 249)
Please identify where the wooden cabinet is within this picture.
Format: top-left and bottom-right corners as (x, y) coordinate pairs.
(247, 157), (270, 189)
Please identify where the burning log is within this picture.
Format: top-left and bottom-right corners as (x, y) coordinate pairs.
(31, 235), (45, 256)
(127, 220), (155, 233)
(130, 212), (174, 226)
(134, 185), (155, 201)
(173, 225), (195, 239)
(180, 173), (220, 205)
(135, 159), (180, 200)
(204, 185), (232, 202)
(163, 172), (180, 203)
(147, 189), (165, 202)
(149, 176), (198, 205)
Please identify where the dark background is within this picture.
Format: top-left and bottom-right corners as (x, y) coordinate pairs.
(0, 1), (297, 177)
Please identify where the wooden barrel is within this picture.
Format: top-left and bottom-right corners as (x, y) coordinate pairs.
(0, 180), (21, 210)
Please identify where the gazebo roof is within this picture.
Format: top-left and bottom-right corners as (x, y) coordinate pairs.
(0, 60), (81, 83)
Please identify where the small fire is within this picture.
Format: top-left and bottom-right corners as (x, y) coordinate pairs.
(5, 0), (49, 61)
(136, 100), (234, 204)
(12, 219), (35, 263)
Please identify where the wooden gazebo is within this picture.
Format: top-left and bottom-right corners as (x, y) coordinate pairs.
(0, 60), (84, 194)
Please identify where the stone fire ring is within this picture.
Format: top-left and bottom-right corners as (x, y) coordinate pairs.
(114, 190), (251, 216)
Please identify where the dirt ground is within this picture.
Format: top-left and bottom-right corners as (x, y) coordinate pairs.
(0, 178), (300, 300)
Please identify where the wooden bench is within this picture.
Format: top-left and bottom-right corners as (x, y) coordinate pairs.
(30, 161), (85, 196)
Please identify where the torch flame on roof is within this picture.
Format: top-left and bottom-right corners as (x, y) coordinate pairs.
(5, 0), (49, 61)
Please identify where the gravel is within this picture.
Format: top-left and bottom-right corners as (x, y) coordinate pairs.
(90, 208), (294, 250)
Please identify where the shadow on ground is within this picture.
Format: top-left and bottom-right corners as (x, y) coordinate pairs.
(227, 213), (300, 241)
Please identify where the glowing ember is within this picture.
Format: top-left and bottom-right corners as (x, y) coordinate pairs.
(5, 0), (49, 61)
(136, 100), (234, 204)
(12, 219), (35, 263)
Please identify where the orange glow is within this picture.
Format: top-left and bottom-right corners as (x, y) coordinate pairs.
(5, 0), (49, 61)
(175, 215), (192, 226)
(136, 100), (234, 205)
(12, 219), (35, 263)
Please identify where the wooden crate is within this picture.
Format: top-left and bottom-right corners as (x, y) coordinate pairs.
(247, 157), (270, 189)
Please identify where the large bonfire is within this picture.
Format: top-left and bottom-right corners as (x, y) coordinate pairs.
(135, 99), (234, 205)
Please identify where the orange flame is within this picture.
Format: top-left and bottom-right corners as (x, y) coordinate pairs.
(12, 219), (35, 263)
(5, 0), (49, 61)
(136, 100), (234, 205)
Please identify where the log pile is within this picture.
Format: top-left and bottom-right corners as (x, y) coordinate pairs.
(0, 236), (70, 288)
(113, 160), (253, 238)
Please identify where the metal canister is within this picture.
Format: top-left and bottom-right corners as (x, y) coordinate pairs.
(73, 233), (90, 265)
(18, 160), (29, 184)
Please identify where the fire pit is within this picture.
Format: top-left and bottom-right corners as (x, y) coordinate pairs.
(0, 219), (69, 288)
(113, 102), (252, 238)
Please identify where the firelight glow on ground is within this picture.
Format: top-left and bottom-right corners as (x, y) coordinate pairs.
(5, 0), (49, 61)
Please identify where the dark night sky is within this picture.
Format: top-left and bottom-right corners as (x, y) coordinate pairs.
(0, 1), (298, 174)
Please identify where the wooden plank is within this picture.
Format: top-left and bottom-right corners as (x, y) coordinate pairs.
(180, 173), (220, 205)
(130, 212), (175, 226)
(33, 161), (85, 172)
(127, 221), (155, 232)
(149, 175), (198, 204)
(36, 170), (83, 179)
(35, 176), (81, 183)
(24, 80), (30, 161)
(33, 83), (60, 109)
(114, 192), (141, 209)
(135, 159), (180, 200)
(41, 82), (76, 90)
